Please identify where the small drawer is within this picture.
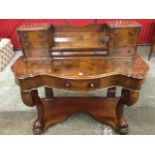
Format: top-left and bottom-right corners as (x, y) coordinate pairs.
(59, 79), (100, 91)
(23, 49), (50, 59)
(19, 31), (49, 42)
(22, 41), (50, 50)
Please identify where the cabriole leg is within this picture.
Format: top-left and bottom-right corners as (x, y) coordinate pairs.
(32, 90), (44, 135)
(116, 88), (139, 134)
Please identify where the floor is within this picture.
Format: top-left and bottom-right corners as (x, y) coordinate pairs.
(0, 46), (155, 135)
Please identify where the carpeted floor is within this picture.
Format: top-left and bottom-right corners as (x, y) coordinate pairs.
(0, 46), (155, 135)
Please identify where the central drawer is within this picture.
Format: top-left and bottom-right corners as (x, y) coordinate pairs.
(30, 76), (101, 91)
(59, 79), (101, 91)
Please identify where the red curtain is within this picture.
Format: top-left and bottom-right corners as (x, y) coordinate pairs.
(0, 19), (155, 48)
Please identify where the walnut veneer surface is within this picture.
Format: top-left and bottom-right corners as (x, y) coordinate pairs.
(11, 21), (149, 135)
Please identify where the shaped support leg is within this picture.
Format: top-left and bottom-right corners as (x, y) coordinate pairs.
(20, 87), (139, 135)
(21, 90), (37, 107)
(21, 89), (45, 134)
(33, 92), (44, 135)
(116, 88), (139, 134)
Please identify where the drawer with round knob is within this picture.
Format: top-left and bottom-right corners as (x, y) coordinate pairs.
(58, 79), (100, 91)
(29, 76), (101, 92)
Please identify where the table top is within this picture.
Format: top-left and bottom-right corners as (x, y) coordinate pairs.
(11, 54), (149, 80)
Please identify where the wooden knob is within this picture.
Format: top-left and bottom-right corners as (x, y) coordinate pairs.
(90, 83), (95, 88)
(65, 82), (70, 88)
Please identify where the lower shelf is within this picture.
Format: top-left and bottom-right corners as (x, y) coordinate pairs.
(33, 97), (120, 134)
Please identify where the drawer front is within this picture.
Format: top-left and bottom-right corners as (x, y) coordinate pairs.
(29, 75), (143, 92)
(18, 31), (49, 42)
(22, 41), (50, 50)
(59, 79), (100, 91)
(109, 47), (136, 57)
(38, 77), (101, 91)
(24, 49), (50, 59)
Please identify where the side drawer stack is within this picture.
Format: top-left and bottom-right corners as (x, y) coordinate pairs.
(107, 21), (141, 58)
(17, 23), (53, 60)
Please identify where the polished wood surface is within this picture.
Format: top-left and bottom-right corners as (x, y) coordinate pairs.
(12, 21), (149, 134)
(12, 55), (148, 92)
(34, 97), (119, 135)
(12, 54), (148, 79)
(17, 21), (141, 60)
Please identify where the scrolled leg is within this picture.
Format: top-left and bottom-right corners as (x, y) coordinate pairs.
(21, 89), (44, 134)
(116, 88), (139, 134)
(32, 90), (45, 135)
(116, 101), (128, 134)
(123, 89), (139, 106)
(21, 90), (37, 107)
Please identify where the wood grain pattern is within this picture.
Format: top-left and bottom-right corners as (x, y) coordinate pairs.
(39, 97), (119, 135)
(17, 21), (142, 59)
(12, 54), (148, 80)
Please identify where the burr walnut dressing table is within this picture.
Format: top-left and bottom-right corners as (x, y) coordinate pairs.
(11, 21), (149, 134)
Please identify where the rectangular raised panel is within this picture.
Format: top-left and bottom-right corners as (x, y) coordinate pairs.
(18, 31), (48, 42)
(17, 23), (53, 59)
(23, 49), (50, 59)
(22, 41), (50, 50)
(109, 28), (140, 47)
(108, 26), (141, 58)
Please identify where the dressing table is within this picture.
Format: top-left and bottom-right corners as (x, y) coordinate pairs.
(11, 21), (149, 134)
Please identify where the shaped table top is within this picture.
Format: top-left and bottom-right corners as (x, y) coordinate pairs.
(11, 54), (149, 80)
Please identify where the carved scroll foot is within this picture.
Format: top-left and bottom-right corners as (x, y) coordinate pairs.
(116, 118), (128, 134)
(115, 88), (139, 134)
(116, 100), (128, 134)
(32, 90), (45, 135)
(33, 120), (44, 135)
